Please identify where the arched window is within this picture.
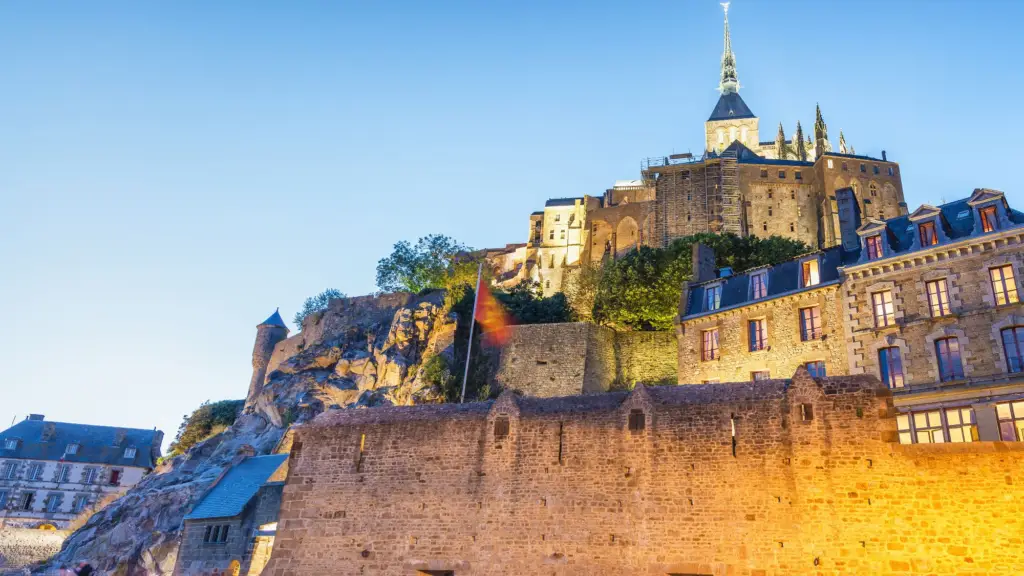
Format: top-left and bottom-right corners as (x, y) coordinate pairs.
(729, 127), (737, 142)
(870, 183), (877, 197)
(740, 126), (749, 142)
(717, 129), (725, 144)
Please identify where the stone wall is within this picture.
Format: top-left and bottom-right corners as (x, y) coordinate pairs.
(488, 323), (678, 396)
(0, 528), (67, 572)
(264, 371), (1024, 576)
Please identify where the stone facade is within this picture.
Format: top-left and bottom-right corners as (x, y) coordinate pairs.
(263, 371), (1024, 576)
(488, 323), (677, 395)
(0, 527), (68, 571)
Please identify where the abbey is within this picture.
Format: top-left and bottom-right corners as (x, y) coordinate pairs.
(489, 4), (906, 295)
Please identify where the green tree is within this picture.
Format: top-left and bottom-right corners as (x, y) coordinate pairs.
(376, 234), (471, 294)
(593, 233), (809, 331)
(293, 288), (345, 330)
(167, 399), (245, 456)
(495, 280), (573, 325)
(562, 263), (603, 322)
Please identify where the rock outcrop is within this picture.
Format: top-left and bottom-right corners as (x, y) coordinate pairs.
(29, 291), (458, 576)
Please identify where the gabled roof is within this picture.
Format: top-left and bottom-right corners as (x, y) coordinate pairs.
(185, 454), (288, 521)
(708, 92), (755, 121)
(260, 309), (288, 329)
(0, 419), (161, 468)
(967, 188), (1005, 206)
(907, 204), (942, 222)
(856, 218), (888, 235)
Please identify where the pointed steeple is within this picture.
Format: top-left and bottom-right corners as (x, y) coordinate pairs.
(838, 130), (848, 154)
(794, 121), (807, 161)
(814, 104), (831, 158)
(718, 3), (739, 94)
(259, 308), (288, 330)
(775, 123), (788, 159)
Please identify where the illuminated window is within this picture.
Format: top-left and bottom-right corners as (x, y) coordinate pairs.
(997, 401), (1024, 441)
(801, 259), (820, 287)
(865, 235), (883, 260)
(799, 306), (821, 340)
(926, 279), (950, 317)
(805, 361), (826, 378)
(751, 371), (770, 382)
(1001, 326), (1024, 373)
(918, 221), (938, 246)
(750, 272), (767, 299)
(910, 411), (943, 443)
(990, 265), (1019, 305)
(702, 329), (719, 361)
(827, 159), (834, 169)
(748, 319), (767, 351)
(935, 337), (964, 382)
(704, 285), (722, 311)
(717, 129), (724, 144)
(981, 206), (998, 232)
(945, 408), (977, 442)
(879, 347), (904, 388)
(897, 409), (976, 444)
(871, 291), (895, 327)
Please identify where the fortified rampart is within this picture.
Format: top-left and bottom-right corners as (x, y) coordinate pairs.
(487, 323), (678, 395)
(264, 370), (1024, 576)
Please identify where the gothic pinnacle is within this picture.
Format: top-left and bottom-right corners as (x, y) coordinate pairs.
(718, 2), (739, 94)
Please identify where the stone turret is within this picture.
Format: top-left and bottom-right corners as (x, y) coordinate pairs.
(244, 309), (290, 412)
(813, 104), (831, 159)
(794, 121), (807, 161)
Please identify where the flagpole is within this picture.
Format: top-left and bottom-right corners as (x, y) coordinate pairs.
(460, 261), (483, 404)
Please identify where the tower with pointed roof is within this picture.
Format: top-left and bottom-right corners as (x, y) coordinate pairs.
(704, 2), (759, 154)
(814, 104), (831, 159)
(244, 309), (291, 412)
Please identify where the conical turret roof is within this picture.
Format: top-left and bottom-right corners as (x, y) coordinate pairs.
(259, 309), (288, 329)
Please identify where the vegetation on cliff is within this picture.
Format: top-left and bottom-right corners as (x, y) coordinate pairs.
(167, 399), (245, 456)
(293, 288), (346, 330)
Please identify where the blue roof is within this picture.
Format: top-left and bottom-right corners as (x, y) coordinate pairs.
(683, 247), (852, 319)
(185, 454), (287, 520)
(708, 92), (755, 121)
(260, 309), (288, 329)
(0, 418), (161, 468)
(544, 197), (583, 207)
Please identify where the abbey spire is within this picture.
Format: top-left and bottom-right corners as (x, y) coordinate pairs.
(814, 104), (831, 158)
(718, 3), (739, 94)
(775, 123), (788, 159)
(794, 121), (807, 161)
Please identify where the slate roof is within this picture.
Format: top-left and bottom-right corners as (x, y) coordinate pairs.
(185, 454), (288, 520)
(0, 419), (161, 468)
(544, 197), (583, 207)
(708, 92), (755, 121)
(682, 247), (852, 319)
(260, 309), (288, 329)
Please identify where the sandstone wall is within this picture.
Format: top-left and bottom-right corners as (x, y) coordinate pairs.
(489, 323), (677, 396)
(263, 372), (1024, 576)
(0, 528), (67, 572)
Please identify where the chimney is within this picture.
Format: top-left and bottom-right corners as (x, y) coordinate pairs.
(882, 150), (887, 161)
(835, 188), (862, 253)
(692, 243), (717, 284)
(27, 414), (44, 421)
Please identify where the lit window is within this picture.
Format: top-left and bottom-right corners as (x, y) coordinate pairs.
(827, 159), (834, 169)
(65, 443), (79, 455)
(912, 411), (944, 443)
(945, 408), (977, 442)
(799, 307), (821, 341)
(871, 291), (895, 327)
(705, 285), (722, 311)
(879, 347), (904, 388)
(751, 371), (770, 382)
(935, 337), (964, 382)
(997, 401), (1024, 441)
(990, 265), (1019, 305)
(741, 126), (748, 142)
(717, 130), (724, 144)
(980, 206), (998, 232)
(865, 235), (883, 260)
(918, 221), (938, 246)
(701, 329), (719, 361)
(729, 127), (737, 142)
(748, 319), (767, 352)
(124, 447), (137, 459)
(801, 259), (820, 287)
(926, 279), (950, 317)
(749, 272), (768, 300)
(1001, 326), (1024, 373)
(778, 170), (786, 179)
(805, 361), (826, 378)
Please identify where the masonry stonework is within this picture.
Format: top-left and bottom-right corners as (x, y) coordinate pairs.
(264, 371), (1024, 576)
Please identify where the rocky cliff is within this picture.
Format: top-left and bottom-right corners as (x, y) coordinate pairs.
(28, 291), (457, 576)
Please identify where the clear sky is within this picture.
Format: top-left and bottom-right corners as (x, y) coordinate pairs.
(1, 1), (1021, 451)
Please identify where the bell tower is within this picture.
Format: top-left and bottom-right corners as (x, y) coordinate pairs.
(705, 3), (759, 153)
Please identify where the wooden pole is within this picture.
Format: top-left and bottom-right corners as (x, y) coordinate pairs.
(459, 262), (483, 404)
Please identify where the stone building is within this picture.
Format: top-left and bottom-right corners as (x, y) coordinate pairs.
(263, 371), (1024, 575)
(0, 415), (162, 529)
(841, 188), (1024, 444)
(486, 4), (905, 295)
(678, 244), (851, 384)
(174, 453), (288, 576)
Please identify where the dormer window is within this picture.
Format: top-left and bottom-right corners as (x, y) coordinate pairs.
(65, 443), (79, 455)
(3, 439), (16, 450)
(865, 235), (883, 260)
(704, 284), (722, 311)
(801, 259), (820, 287)
(750, 271), (768, 300)
(124, 447), (137, 459)
(918, 221), (938, 246)
(980, 206), (998, 232)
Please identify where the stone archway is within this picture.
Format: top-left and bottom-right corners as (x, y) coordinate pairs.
(616, 216), (640, 257)
(590, 219), (613, 262)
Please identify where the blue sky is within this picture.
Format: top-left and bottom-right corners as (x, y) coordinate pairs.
(1, 1), (1021, 450)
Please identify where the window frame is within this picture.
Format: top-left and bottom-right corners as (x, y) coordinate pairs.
(805, 361), (826, 378)
(1001, 326), (1024, 373)
(865, 235), (883, 260)
(878, 346), (905, 389)
(751, 371), (771, 382)
(934, 337), (965, 382)
(918, 221), (938, 246)
(871, 291), (895, 328)
(701, 329), (720, 361)
(990, 265), (1019, 306)
(897, 408), (976, 444)
(627, 409), (646, 433)
(748, 318), (768, 352)
(980, 205), (998, 233)
(925, 278), (951, 317)
(704, 284), (722, 312)
(799, 306), (822, 341)
(801, 258), (820, 287)
(997, 401), (1024, 441)
(750, 271), (768, 300)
